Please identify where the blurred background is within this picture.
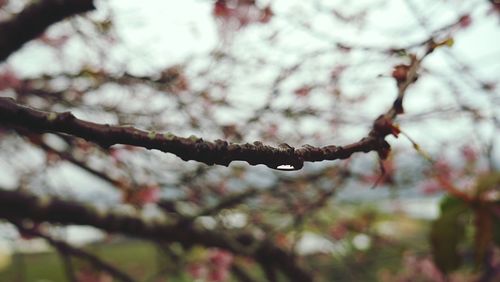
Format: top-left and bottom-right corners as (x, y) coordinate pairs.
(0, 0), (499, 281)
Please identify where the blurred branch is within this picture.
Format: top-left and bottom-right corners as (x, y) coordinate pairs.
(15, 128), (120, 187)
(0, 189), (312, 282)
(58, 249), (77, 282)
(0, 0), (95, 62)
(195, 188), (259, 217)
(13, 222), (135, 282)
(144, 243), (184, 281)
(231, 261), (258, 282)
(260, 261), (277, 282)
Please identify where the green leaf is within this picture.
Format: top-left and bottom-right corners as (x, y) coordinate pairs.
(430, 196), (469, 273)
(439, 195), (467, 214)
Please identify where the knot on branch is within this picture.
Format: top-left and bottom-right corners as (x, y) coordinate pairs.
(296, 144), (324, 161)
(371, 115), (400, 138)
(368, 115), (399, 159)
(375, 139), (391, 159)
(54, 111), (76, 122)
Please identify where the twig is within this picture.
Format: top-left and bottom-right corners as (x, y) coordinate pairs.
(231, 262), (258, 282)
(59, 250), (77, 282)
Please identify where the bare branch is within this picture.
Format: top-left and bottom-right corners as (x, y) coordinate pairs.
(0, 97), (384, 170)
(0, 0), (95, 62)
(0, 189), (313, 282)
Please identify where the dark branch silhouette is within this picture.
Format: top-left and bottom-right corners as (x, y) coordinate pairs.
(0, 0), (95, 62)
(0, 189), (313, 282)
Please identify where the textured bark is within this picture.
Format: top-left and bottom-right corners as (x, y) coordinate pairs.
(0, 97), (385, 170)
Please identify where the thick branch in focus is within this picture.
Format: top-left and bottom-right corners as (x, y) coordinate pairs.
(0, 0), (95, 62)
(0, 189), (312, 282)
(0, 97), (384, 170)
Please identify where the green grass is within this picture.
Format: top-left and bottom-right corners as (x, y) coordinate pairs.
(0, 240), (161, 282)
(1, 251), (66, 282)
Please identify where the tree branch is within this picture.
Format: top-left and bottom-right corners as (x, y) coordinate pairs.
(0, 0), (95, 62)
(0, 97), (385, 170)
(0, 189), (312, 282)
(231, 262), (258, 282)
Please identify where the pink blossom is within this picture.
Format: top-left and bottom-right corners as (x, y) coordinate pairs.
(208, 249), (233, 268)
(421, 180), (442, 195)
(136, 185), (161, 204)
(38, 34), (70, 48)
(187, 263), (208, 279)
(461, 145), (477, 163)
(0, 68), (21, 91)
